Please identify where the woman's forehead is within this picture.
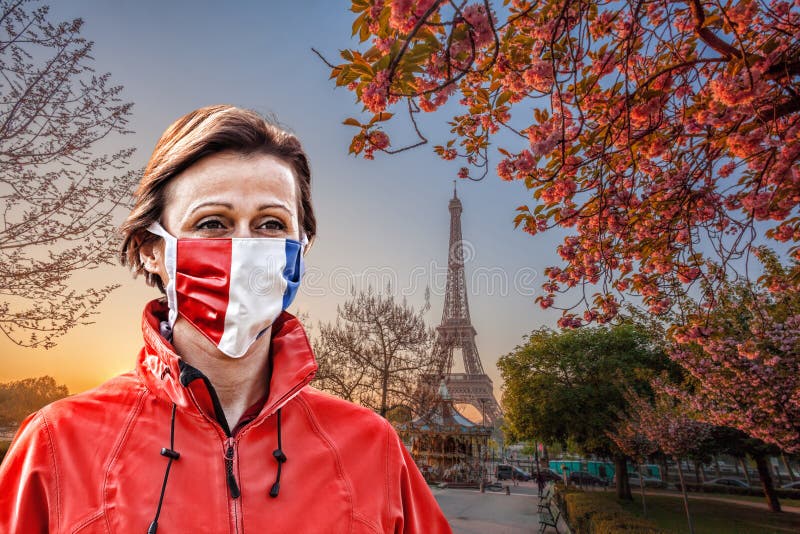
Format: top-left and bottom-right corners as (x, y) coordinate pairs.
(163, 152), (298, 214)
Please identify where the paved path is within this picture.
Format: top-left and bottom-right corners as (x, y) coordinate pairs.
(432, 482), (799, 533)
(432, 483), (569, 534)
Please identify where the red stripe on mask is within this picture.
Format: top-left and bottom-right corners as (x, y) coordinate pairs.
(175, 238), (232, 346)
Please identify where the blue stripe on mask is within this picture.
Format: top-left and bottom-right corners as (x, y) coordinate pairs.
(282, 239), (303, 309)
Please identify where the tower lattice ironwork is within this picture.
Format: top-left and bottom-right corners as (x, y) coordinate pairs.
(429, 183), (503, 426)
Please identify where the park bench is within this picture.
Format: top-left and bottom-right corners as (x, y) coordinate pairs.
(536, 483), (553, 513)
(538, 499), (561, 534)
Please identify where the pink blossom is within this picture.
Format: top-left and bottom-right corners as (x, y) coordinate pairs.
(389, 0), (416, 32)
(523, 60), (554, 92)
(368, 130), (390, 150)
(362, 71), (389, 113)
(462, 3), (495, 48)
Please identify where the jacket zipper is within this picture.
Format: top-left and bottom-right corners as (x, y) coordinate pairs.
(224, 437), (241, 499)
(183, 368), (315, 532)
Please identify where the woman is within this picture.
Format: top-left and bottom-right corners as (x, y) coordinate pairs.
(0, 105), (452, 533)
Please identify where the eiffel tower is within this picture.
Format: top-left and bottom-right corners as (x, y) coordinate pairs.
(430, 182), (503, 426)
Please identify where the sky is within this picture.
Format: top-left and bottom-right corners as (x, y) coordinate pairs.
(0, 0), (565, 400)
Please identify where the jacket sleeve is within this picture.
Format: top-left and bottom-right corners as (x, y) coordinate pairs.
(386, 422), (452, 534)
(0, 410), (58, 533)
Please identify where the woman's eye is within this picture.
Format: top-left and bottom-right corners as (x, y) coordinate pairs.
(196, 219), (226, 230)
(260, 219), (286, 231)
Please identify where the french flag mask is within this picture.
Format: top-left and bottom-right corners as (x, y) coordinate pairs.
(147, 222), (306, 358)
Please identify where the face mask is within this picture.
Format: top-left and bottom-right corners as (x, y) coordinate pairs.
(147, 222), (307, 358)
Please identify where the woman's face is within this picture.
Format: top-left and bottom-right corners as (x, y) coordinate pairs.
(141, 151), (300, 285)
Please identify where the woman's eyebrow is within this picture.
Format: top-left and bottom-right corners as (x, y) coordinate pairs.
(258, 203), (292, 214)
(185, 201), (293, 217)
(188, 201), (233, 216)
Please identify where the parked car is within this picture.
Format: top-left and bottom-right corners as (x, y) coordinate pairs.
(511, 466), (532, 481)
(495, 464), (532, 481)
(627, 471), (667, 489)
(781, 481), (800, 490)
(496, 464), (513, 480)
(534, 468), (563, 483)
(568, 471), (608, 487)
(703, 477), (750, 488)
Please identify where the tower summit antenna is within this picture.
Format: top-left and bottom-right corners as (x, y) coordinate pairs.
(453, 179), (457, 198)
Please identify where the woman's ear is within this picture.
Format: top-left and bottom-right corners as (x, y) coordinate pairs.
(138, 234), (165, 276)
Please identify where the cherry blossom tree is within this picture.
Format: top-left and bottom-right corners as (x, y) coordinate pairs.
(321, 0), (800, 326)
(668, 248), (800, 454)
(607, 389), (659, 517)
(0, 0), (137, 348)
(322, 0), (800, 467)
(612, 387), (716, 529)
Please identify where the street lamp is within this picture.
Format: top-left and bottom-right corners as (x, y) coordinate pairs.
(534, 442), (543, 496)
(478, 398), (487, 484)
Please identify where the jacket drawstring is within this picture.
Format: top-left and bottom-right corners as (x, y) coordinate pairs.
(148, 403), (180, 534)
(269, 408), (287, 498)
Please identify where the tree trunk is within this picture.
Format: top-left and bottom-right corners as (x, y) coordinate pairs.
(380, 369), (389, 418)
(753, 454), (782, 513)
(615, 455), (632, 500)
(660, 456), (669, 486)
(769, 457), (783, 486)
(714, 455), (722, 478)
(676, 458), (695, 534)
(638, 462), (648, 517)
(783, 454), (796, 482)
(740, 457), (752, 486)
(734, 458), (741, 476)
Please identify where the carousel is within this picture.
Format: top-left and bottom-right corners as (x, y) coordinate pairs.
(398, 381), (492, 484)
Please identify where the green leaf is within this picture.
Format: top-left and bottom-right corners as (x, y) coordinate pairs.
(496, 91), (511, 106)
(359, 17), (371, 42)
(350, 62), (374, 78)
(351, 12), (366, 37)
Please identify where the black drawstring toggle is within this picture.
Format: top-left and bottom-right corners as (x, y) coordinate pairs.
(269, 408), (286, 498)
(161, 448), (180, 460)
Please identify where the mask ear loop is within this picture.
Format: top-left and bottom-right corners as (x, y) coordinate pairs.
(147, 222), (179, 330)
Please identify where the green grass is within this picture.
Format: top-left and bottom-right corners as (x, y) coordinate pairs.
(706, 493), (800, 509)
(593, 492), (800, 534)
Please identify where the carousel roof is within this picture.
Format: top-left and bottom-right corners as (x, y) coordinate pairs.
(401, 381), (491, 435)
(410, 408), (477, 430)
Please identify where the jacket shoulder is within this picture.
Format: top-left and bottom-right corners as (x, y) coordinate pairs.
(298, 386), (391, 433)
(39, 370), (145, 427)
(296, 386), (451, 533)
(0, 372), (147, 533)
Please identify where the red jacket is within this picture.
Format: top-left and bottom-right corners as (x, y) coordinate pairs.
(0, 300), (452, 533)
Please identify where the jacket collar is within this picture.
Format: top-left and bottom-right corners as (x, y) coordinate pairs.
(137, 299), (318, 425)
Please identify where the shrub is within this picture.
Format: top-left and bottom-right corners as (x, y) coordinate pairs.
(555, 485), (664, 534)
